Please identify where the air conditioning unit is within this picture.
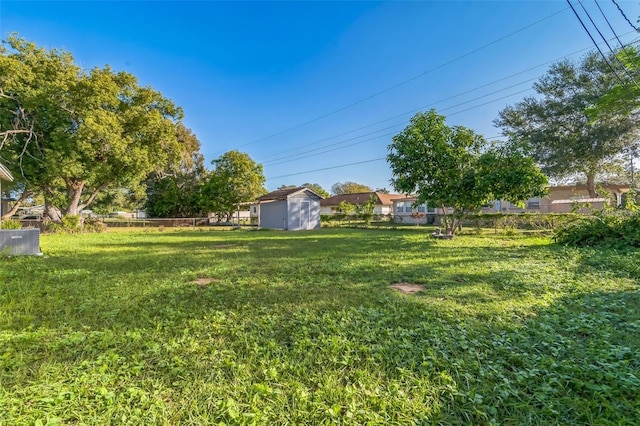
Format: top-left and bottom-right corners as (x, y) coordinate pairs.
(0, 229), (43, 256)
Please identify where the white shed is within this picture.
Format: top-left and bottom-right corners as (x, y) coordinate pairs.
(256, 187), (323, 230)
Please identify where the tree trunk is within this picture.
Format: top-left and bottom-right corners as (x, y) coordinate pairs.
(43, 185), (63, 222)
(65, 179), (85, 216)
(586, 173), (597, 198)
(44, 203), (62, 222)
(440, 204), (449, 232)
(0, 186), (31, 219)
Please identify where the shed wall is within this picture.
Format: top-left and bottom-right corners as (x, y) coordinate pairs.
(259, 201), (288, 229)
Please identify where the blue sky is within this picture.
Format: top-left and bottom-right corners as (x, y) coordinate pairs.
(1, 1), (639, 193)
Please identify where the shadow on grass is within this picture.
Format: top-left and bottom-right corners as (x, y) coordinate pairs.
(2, 229), (639, 423)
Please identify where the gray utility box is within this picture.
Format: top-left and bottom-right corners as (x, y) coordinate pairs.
(0, 229), (42, 256)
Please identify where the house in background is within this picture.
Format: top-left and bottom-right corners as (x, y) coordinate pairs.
(256, 186), (323, 230)
(392, 197), (439, 224)
(320, 192), (405, 216)
(484, 184), (632, 214)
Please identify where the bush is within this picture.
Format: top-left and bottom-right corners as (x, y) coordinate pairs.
(0, 219), (22, 229)
(463, 212), (581, 231)
(83, 218), (107, 233)
(44, 215), (82, 234)
(554, 211), (640, 248)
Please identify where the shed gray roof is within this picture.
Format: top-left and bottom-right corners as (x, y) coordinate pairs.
(0, 162), (13, 182)
(256, 186), (324, 201)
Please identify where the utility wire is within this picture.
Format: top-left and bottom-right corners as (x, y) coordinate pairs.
(594, 0), (640, 83)
(267, 158), (387, 181)
(576, 0), (638, 84)
(236, 7), (569, 150)
(595, 0), (631, 48)
(260, 76), (538, 165)
(268, 133), (509, 181)
(257, 31), (637, 164)
(264, 86), (534, 168)
(263, 83), (536, 166)
(611, 0), (638, 31)
(566, 0), (628, 84)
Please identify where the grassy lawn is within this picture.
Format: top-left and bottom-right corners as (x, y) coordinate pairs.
(1, 228), (639, 424)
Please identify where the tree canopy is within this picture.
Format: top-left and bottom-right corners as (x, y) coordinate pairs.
(278, 183), (329, 198)
(144, 124), (209, 218)
(0, 36), (185, 220)
(331, 181), (373, 195)
(201, 151), (266, 221)
(496, 50), (640, 197)
(388, 110), (547, 235)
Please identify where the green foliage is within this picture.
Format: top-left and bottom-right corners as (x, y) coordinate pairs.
(1, 229), (639, 423)
(0, 35), (184, 220)
(388, 110), (547, 235)
(331, 181), (373, 195)
(464, 212), (581, 232)
(0, 218), (21, 229)
(82, 218), (107, 233)
(554, 210), (640, 248)
(279, 183), (329, 198)
(356, 195), (377, 224)
(144, 124), (209, 218)
(201, 151), (266, 222)
(496, 50), (640, 197)
(587, 45), (640, 119)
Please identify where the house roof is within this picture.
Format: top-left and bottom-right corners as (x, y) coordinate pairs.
(551, 198), (607, 204)
(0, 162), (13, 182)
(256, 186), (324, 202)
(548, 184), (630, 192)
(320, 192), (405, 206)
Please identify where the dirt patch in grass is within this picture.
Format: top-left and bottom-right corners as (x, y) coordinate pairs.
(192, 278), (220, 286)
(390, 282), (426, 294)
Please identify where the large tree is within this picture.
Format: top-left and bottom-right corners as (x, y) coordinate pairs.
(331, 181), (372, 195)
(144, 124), (209, 217)
(496, 51), (640, 197)
(0, 36), (184, 221)
(201, 151), (266, 221)
(388, 110), (547, 235)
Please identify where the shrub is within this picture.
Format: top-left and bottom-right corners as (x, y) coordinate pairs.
(83, 218), (107, 233)
(43, 215), (82, 234)
(0, 219), (22, 229)
(554, 211), (640, 248)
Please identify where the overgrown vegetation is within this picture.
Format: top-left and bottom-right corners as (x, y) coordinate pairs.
(0, 218), (21, 229)
(1, 229), (638, 424)
(555, 210), (640, 248)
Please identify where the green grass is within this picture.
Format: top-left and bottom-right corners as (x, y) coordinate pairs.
(1, 228), (639, 424)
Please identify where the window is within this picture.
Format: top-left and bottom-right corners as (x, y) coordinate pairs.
(527, 198), (540, 209)
(417, 204), (426, 213)
(405, 205), (412, 213)
(396, 202), (403, 213)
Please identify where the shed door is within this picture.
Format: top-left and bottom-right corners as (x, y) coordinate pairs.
(300, 201), (310, 229)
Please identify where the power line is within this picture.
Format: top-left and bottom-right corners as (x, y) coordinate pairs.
(576, 0), (638, 84)
(267, 157), (387, 181)
(263, 83), (536, 167)
(566, 0), (627, 84)
(267, 134), (506, 181)
(236, 7), (570, 150)
(595, 0), (630, 48)
(257, 31), (637, 164)
(611, 0), (638, 31)
(594, 0), (640, 85)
